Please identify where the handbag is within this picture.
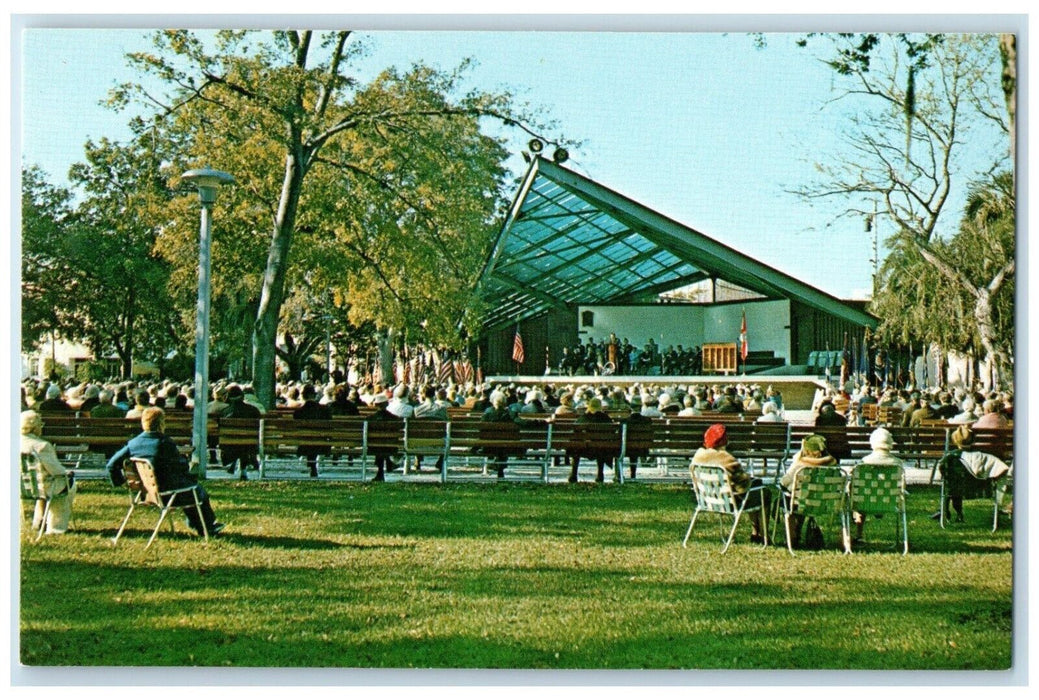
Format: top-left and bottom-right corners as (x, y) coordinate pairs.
(804, 516), (824, 550)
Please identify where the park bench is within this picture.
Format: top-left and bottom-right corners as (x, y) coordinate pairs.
(787, 425), (874, 465)
(40, 416), (201, 478)
(258, 417), (367, 479)
(402, 419), (450, 476)
(888, 425), (951, 470)
(560, 421), (624, 482)
(445, 417), (552, 480)
(874, 405), (904, 426)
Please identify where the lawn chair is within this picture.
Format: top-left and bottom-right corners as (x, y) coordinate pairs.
(848, 463), (908, 554)
(112, 457), (209, 548)
(783, 465), (850, 555)
(937, 452), (1006, 532)
(20, 452), (63, 542)
(683, 464), (775, 553)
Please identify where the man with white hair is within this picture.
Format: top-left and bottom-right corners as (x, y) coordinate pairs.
(518, 389), (544, 415)
(973, 400), (1010, 429)
(949, 398), (979, 425)
(20, 410), (77, 534)
(640, 393), (663, 418)
(90, 389), (126, 419)
(36, 384), (72, 413)
(756, 402), (783, 423)
(78, 385), (102, 414)
(387, 384), (415, 418)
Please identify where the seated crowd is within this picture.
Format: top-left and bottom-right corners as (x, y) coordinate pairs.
(19, 369), (1013, 544)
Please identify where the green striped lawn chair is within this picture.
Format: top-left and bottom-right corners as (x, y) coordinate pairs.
(848, 463), (908, 554)
(783, 465), (850, 555)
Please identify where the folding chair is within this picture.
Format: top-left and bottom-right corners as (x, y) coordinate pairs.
(112, 457), (209, 548)
(683, 464), (776, 553)
(783, 465), (850, 555)
(20, 453), (52, 541)
(848, 463), (908, 554)
(937, 452), (1006, 532)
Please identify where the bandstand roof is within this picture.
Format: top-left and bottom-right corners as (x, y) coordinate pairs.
(476, 156), (875, 332)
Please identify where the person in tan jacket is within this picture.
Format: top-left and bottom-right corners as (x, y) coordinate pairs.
(779, 433), (838, 546)
(691, 424), (766, 542)
(20, 410), (77, 534)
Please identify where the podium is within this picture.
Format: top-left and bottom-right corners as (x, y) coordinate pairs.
(702, 343), (738, 375)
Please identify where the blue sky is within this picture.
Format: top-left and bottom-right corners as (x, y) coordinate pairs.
(15, 22), (1011, 301)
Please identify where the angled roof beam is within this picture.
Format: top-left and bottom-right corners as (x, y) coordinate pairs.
(536, 158), (875, 327)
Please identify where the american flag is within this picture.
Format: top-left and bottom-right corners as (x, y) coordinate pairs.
(456, 359), (474, 385)
(512, 327), (525, 365)
(438, 358), (454, 385)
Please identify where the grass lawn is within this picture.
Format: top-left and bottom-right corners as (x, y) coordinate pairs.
(18, 478), (1013, 670)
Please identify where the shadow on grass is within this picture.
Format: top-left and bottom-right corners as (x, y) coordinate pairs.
(20, 553), (1013, 669)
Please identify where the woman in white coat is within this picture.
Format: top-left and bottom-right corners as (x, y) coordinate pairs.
(20, 410), (77, 534)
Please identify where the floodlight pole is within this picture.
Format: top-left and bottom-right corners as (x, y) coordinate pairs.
(182, 168), (235, 478)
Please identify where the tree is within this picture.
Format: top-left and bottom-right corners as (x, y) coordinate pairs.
(21, 136), (182, 378)
(112, 30), (558, 407)
(21, 167), (76, 356)
(795, 33), (1014, 385)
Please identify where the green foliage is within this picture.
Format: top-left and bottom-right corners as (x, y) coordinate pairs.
(871, 171), (1014, 367)
(21, 167), (76, 353)
(109, 29), (559, 405)
(20, 481), (1012, 669)
(22, 143), (183, 376)
(798, 34), (1014, 382)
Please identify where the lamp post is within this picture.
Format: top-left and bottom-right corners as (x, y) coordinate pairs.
(181, 167), (235, 478)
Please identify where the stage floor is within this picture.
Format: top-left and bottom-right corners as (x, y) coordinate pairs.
(485, 374), (830, 411)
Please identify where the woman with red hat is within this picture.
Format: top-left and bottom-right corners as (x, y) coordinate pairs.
(692, 423), (768, 543)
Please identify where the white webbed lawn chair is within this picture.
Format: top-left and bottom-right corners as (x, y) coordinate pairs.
(684, 463), (775, 553)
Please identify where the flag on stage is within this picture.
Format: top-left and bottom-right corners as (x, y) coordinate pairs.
(438, 357), (454, 385)
(859, 328), (870, 379)
(840, 332), (850, 387)
(739, 310), (748, 362)
(512, 326), (525, 365)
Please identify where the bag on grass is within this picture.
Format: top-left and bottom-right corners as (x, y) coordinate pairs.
(804, 517), (824, 550)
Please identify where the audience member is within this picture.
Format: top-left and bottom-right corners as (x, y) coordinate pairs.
(853, 427), (904, 541)
(293, 384), (333, 477)
(568, 397), (613, 483)
(125, 390), (152, 419)
(691, 424), (767, 543)
(20, 410), (77, 535)
(367, 393), (403, 482)
(934, 425), (1011, 522)
(973, 400), (1010, 429)
(106, 407), (224, 537)
(36, 384), (73, 413)
(779, 434), (837, 548)
(219, 384), (261, 480)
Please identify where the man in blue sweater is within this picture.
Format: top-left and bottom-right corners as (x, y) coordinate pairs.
(107, 407), (224, 536)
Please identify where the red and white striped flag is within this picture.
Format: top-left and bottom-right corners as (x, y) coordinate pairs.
(739, 310), (748, 362)
(438, 358), (454, 385)
(512, 326), (525, 365)
(454, 359), (471, 385)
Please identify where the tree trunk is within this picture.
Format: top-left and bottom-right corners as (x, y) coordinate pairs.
(377, 328), (396, 386)
(251, 150), (306, 409)
(1000, 33), (1016, 164)
(973, 288), (1008, 389)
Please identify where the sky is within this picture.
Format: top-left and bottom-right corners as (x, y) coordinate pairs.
(13, 17), (1015, 304)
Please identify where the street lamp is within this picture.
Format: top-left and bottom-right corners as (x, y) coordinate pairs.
(181, 167), (235, 478)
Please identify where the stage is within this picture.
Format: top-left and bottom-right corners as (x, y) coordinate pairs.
(484, 374), (830, 411)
